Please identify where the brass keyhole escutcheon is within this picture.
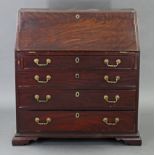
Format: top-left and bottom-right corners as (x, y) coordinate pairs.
(75, 91), (80, 97)
(75, 112), (80, 119)
(75, 57), (80, 64)
(75, 14), (80, 19)
(75, 73), (80, 79)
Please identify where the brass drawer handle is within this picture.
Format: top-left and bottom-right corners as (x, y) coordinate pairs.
(34, 58), (51, 67)
(75, 91), (80, 97)
(102, 117), (119, 126)
(34, 94), (51, 103)
(104, 75), (120, 84)
(104, 95), (120, 103)
(104, 59), (121, 68)
(35, 117), (51, 125)
(75, 57), (80, 64)
(34, 75), (51, 84)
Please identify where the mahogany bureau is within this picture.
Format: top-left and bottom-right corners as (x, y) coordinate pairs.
(12, 9), (142, 145)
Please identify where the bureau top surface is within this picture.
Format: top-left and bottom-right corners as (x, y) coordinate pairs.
(16, 9), (140, 52)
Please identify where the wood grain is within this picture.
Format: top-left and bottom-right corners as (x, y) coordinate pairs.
(18, 88), (137, 110)
(13, 9), (141, 146)
(21, 55), (136, 70)
(17, 111), (136, 133)
(16, 9), (139, 52)
(12, 132), (141, 146)
(17, 70), (137, 89)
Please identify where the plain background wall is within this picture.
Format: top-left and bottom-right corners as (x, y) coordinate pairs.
(0, 0), (153, 154)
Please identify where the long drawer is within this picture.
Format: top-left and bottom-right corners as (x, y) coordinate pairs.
(18, 111), (136, 133)
(17, 70), (137, 89)
(20, 55), (136, 70)
(18, 88), (137, 110)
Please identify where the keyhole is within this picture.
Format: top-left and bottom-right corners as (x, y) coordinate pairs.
(75, 91), (80, 97)
(75, 57), (80, 64)
(75, 113), (80, 118)
(75, 14), (80, 19)
(75, 73), (80, 79)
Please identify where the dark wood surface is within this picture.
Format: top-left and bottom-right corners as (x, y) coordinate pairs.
(12, 133), (142, 146)
(22, 55), (136, 70)
(16, 9), (139, 52)
(18, 88), (137, 110)
(17, 111), (136, 133)
(14, 9), (141, 146)
(17, 70), (137, 89)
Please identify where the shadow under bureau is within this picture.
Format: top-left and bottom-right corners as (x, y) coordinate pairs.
(12, 9), (142, 145)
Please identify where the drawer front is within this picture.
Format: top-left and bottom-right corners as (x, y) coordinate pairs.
(18, 89), (136, 110)
(18, 111), (136, 133)
(17, 70), (137, 89)
(22, 55), (136, 70)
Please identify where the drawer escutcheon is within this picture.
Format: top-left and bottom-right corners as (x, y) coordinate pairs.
(75, 91), (80, 97)
(75, 14), (80, 19)
(75, 73), (80, 79)
(75, 57), (80, 64)
(75, 112), (80, 118)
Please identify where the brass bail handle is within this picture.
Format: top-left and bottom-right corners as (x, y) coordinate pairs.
(102, 117), (120, 126)
(34, 75), (51, 84)
(104, 95), (120, 103)
(34, 58), (51, 67)
(34, 94), (51, 103)
(104, 75), (120, 84)
(35, 117), (51, 125)
(104, 59), (121, 68)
